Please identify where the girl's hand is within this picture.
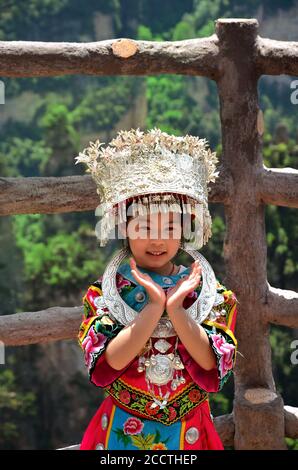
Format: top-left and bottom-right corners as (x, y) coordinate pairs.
(130, 258), (166, 309)
(166, 260), (202, 314)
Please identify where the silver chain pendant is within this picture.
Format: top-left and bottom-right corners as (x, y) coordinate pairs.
(146, 354), (175, 386)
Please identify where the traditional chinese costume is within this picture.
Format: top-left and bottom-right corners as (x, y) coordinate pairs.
(78, 262), (238, 450)
(74, 128), (239, 450)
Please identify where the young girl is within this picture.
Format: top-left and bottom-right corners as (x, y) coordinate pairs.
(75, 128), (238, 450)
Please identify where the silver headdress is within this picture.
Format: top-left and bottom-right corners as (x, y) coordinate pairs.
(74, 127), (219, 249)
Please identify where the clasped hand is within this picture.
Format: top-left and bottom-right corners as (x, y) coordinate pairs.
(130, 258), (202, 314)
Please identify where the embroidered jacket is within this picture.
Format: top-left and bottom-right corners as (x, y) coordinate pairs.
(78, 263), (238, 425)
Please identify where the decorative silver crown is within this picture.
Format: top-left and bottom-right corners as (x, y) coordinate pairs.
(74, 127), (219, 248)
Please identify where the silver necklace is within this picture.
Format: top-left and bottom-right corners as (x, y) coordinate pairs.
(101, 247), (217, 326)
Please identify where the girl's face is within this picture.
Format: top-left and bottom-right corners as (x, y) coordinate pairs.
(126, 211), (182, 271)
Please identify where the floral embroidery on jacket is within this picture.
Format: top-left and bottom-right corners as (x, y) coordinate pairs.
(105, 378), (208, 425)
(201, 323), (237, 391)
(81, 326), (107, 369)
(209, 332), (235, 378)
(113, 416), (170, 450)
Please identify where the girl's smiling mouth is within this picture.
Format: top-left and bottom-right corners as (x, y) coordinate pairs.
(146, 251), (167, 256)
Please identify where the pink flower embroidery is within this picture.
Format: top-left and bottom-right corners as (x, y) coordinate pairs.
(210, 333), (235, 378)
(82, 327), (107, 369)
(123, 417), (144, 435)
(116, 273), (131, 290)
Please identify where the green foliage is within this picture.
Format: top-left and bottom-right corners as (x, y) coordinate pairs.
(137, 25), (153, 41)
(263, 133), (298, 288)
(71, 77), (144, 133)
(181, 0), (230, 37)
(197, 20), (216, 38)
(146, 74), (215, 137)
(209, 390), (230, 415)
(285, 437), (298, 450)
(0, 0), (69, 40)
(0, 138), (52, 177)
(131, 0), (194, 36)
(39, 103), (78, 148)
(146, 75), (187, 134)
(172, 21), (196, 41)
(11, 214), (102, 288)
(270, 326), (298, 405)
(0, 366), (36, 448)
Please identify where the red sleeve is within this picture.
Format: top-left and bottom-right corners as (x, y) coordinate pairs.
(90, 353), (135, 387)
(78, 281), (132, 387)
(178, 284), (239, 392)
(177, 341), (220, 392)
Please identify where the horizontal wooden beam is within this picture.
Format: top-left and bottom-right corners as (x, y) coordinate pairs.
(1, 166), (297, 217)
(0, 306), (83, 346)
(213, 412), (234, 447)
(263, 283), (298, 328)
(0, 175), (98, 215)
(57, 444), (80, 450)
(256, 37), (298, 76)
(0, 170), (232, 216)
(0, 36), (219, 79)
(3, 285), (296, 347)
(284, 405), (298, 439)
(257, 166), (298, 208)
(0, 22), (298, 86)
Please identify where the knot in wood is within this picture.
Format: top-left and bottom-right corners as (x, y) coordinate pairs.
(112, 39), (138, 58)
(244, 388), (277, 404)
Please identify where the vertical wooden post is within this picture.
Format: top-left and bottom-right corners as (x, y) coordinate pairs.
(215, 18), (287, 449)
